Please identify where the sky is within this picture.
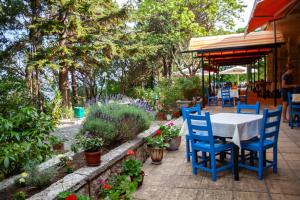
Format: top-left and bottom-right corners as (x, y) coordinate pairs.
(116, 0), (256, 30)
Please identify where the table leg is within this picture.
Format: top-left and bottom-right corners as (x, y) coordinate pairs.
(233, 144), (239, 181)
(263, 150), (266, 167)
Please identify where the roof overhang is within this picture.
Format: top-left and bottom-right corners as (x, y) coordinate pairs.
(246, 0), (299, 33)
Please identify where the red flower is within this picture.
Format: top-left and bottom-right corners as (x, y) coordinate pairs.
(127, 150), (135, 156)
(155, 130), (161, 135)
(65, 194), (77, 200)
(103, 184), (112, 190)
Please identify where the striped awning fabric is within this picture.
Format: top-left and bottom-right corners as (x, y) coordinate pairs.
(188, 31), (284, 53)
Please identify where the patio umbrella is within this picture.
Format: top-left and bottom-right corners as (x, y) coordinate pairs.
(219, 66), (257, 83)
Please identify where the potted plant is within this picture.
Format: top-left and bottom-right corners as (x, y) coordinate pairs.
(161, 122), (181, 151)
(49, 135), (65, 152)
(57, 154), (74, 174)
(122, 150), (144, 187)
(73, 134), (104, 166)
(57, 191), (90, 200)
(144, 130), (168, 165)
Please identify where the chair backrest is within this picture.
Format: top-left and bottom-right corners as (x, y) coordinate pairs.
(186, 112), (215, 148)
(259, 106), (282, 145)
(236, 101), (260, 114)
(221, 87), (231, 99)
(181, 103), (201, 121)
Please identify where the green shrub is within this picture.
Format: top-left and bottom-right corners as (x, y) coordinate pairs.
(0, 107), (55, 177)
(12, 191), (27, 200)
(81, 104), (152, 145)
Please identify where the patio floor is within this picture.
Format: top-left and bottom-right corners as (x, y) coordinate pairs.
(132, 106), (300, 200)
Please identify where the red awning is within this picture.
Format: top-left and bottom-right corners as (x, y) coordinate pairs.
(246, 0), (298, 33)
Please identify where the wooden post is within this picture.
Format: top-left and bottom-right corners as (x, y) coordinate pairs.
(273, 21), (278, 106)
(264, 55), (267, 99)
(202, 56), (205, 106)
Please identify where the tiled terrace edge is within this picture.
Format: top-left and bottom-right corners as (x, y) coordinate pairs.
(28, 119), (181, 200)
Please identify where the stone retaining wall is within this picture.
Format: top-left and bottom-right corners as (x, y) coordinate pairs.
(28, 119), (181, 200)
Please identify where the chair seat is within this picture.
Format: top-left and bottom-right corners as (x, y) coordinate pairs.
(193, 141), (232, 152)
(241, 139), (274, 150)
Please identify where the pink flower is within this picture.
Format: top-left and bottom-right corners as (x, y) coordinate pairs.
(167, 122), (174, 126)
(99, 179), (105, 185)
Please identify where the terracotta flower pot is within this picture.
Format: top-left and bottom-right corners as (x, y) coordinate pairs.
(84, 151), (101, 166)
(166, 136), (181, 151)
(53, 143), (64, 152)
(149, 147), (164, 165)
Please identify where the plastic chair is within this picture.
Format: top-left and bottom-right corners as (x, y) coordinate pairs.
(288, 92), (300, 129)
(239, 86), (248, 104)
(181, 103), (201, 162)
(239, 106), (282, 180)
(206, 89), (218, 106)
(186, 112), (233, 181)
(221, 88), (234, 107)
(237, 101), (260, 114)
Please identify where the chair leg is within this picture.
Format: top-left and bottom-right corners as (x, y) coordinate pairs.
(241, 149), (245, 164)
(186, 135), (190, 162)
(202, 152), (207, 167)
(210, 153), (217, 181)
(273, 145), (278, 173)
(192, 149), (198, 175)
(258, 150), (263, 180)
(250, 150), (254, 166)
(230, 148), (234, 174)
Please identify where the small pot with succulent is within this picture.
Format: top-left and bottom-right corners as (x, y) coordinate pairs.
(72, 134), (104, 166)
(122, 150), (144, 187)
(161, 122), (181, 151)
(49, 135), (65, 152)
(144, 130), (168, 165)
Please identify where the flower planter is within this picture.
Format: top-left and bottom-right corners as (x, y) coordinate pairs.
(84, 151), (101, 166)
(156, 112), (166, 120)
(172, 110), (180, 118)
(130, 171), (145, 188)
(149, 147), (164, 165)
(53, 143), (64, 152)
(166, 136), (181, 151)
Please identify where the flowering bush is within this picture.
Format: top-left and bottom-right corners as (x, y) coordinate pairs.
(144, 130), (168, 148)
(122, 150), (143, 182)
(98, 175), (137, 199)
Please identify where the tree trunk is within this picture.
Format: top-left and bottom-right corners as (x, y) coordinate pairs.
(162, 57), (168, 77)
(82, 75), (87, 100)
(71, 69), (79, 105)
(59, 64), (70, 107)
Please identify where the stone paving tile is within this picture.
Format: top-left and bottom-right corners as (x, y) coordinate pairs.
(233, 191), (270, 200)
(196, 189), (233, 200)
(201, 177), (233, 190)
(172, 175), (204, 189)
(163, 188), (198, 200)
(266, 179), (300, 195)
(281, 153), (300, 161)
(285, 160), (300, 170)
(132, 185), (169, 200)
(270, 194), (300, 200)
(233, 177), (268, 192)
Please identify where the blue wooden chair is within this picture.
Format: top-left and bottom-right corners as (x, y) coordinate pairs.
(221, 88), (234, 107)
(186, 112), (234, 181)
(239, 86), (248, 104)
(237, 101), (260, 114)
(239, 106), (282, 180)
(288, 92), (300, 129)
(237, 101), (260, 163)
(206, 89), (218, 106)
(181, 103), (201, 162)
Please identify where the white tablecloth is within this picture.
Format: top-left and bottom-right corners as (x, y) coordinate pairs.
(217, 89), (239, 98)
(180, 113), (263, 148)
(292, 94), (300, 103)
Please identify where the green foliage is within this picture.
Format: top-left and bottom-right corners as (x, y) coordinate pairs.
(57, 191), (90, 200)
(0, 107), (55, 177)
(122, 158), (142, 180)
(144, 132), (168, 148)
(23, 161), (54, 189)
(48, 135), (65, 146)
(73, 135), (104, 152)
(99, 175), (137, 200)
(133, 87), (159, 107)
(159, 123), (180, 142)
(12, 191), (27, 200)
(82, 104), (152, 146)
(157, 76), (202, 111)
